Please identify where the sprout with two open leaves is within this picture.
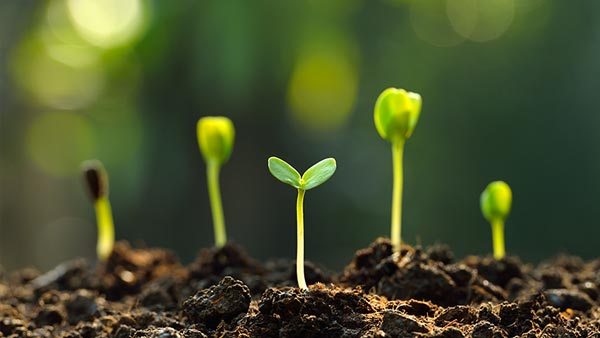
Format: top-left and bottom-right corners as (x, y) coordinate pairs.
(268, 157), (337, 290)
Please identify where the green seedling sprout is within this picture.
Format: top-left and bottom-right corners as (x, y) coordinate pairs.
(374, 87), (422, 253)
(197, 116), (235, 248)
(480, 181), (512, 259)
(82, 160), (115, 261)
(268, 157), (337, 290)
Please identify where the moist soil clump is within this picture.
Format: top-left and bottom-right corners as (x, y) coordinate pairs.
(2, 238), (600, 337)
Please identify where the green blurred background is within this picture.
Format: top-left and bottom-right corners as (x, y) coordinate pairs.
(2, 0), (599, 272)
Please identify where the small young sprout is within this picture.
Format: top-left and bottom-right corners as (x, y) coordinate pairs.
(197, 116), (235, 248)
(374, 87), (422, 253)
(82, 160), (115, 261)
(268, 157), (337, 290)
(480, 181), (512, 259)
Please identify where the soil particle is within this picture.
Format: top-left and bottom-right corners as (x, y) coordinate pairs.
(476, 303), (500, 324)
(431, 326), (465, 338)
(378, 256), (460, 305)
(34, 305), (65, 326)
(188, 243), (263, 281)
(28, 259), (91, 296)
(577, 281), (598, 301)
(64, 289), (100, 324)
(379, 309), (429, 336)
(183, 276), (251, 329)
(98, 241), (186, 300)
(434, 305), (477, 325)
(471, 320), (505, 338)
(181, 328), (209, 337)
(133, 326), (183, 337)
(0, 317), (26, 336)
(544, 288), (595, 311)
(426, 243), (455, 265)
(340, 238), (396, 288)
(252, 284), (381, 338)
(342, 238), (507, 306)
(139, 276), (180, 310)
(463, 255), (524, 289)
(396, 299), (436, 317)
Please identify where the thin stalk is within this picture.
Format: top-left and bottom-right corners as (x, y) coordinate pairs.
(391, 140), (405, 253)
(296, 189), (308, 290)
(491, 220), (505, 259)
(94, 196), (115, 261)
(207, 161), (227, 247)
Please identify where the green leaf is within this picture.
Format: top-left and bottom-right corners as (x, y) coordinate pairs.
(268, 157), (302, 189)
(406, 92), (422, 138)
(301, 158), (336, 190)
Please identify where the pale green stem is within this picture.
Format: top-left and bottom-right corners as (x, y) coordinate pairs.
(296, 189), (308, 290)
(491, 219), (505, 259)
(391, 140), (405, 253)
(207, 161), (227, 247)
(94, 196), (115, 261)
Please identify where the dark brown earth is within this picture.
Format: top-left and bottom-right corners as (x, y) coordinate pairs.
(1, 238), (600, 337)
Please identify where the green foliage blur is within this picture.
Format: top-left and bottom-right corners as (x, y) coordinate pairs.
(2, 0), (600, 271)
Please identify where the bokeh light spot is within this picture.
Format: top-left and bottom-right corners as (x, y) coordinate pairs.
(11, 39), (104, 109)
(43, 0), (102, 68)
(447, 0), (515, 42)
(287, 39), (358, 133)
(410, 0), (466, 47)
(42, 31), (100, 68)
(26, 111), (95, 176)
(67, 0), (145, 48)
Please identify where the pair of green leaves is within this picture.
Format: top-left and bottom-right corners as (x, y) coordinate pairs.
(268, 157), (336, 190)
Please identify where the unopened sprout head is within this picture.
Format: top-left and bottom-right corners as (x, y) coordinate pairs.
(480, 181), (512, 259)
(268, 157), (337, 290)
(82, 160), (115, 261)
(374, 88), (422, 253)
(197, 116), (235, 248)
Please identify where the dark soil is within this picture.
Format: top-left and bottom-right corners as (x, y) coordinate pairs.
(2, 238), (600, 337)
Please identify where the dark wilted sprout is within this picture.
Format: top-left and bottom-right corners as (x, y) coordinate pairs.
(82, 160), (115, 261)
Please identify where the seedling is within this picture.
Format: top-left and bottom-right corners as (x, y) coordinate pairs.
(197, 116), (235, 248)
(480, 181), (512, 259)
(374, 87), (422, 253)
(81, 160), (115, 261)
(268, 157), (337, 290)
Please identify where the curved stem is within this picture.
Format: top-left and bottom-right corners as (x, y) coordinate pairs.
(296, 189), (308, 290)
(491, 219), (505, 259)
(95, 196), (115, 261)
(207, 161), (227, 247)
(391, 140), (405, 253)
